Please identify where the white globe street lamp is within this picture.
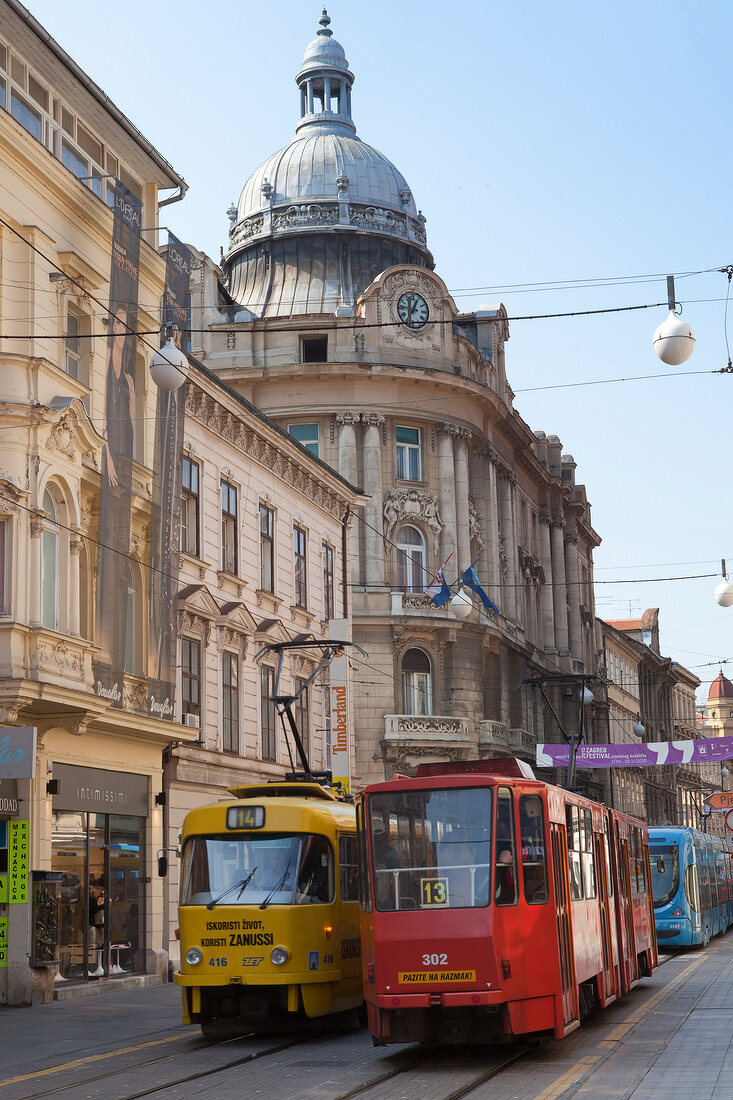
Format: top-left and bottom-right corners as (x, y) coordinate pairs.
(150, 336), (189, 392)
(714, 579), (733, 608)
(653, 276), (695, 365)
(451, 587), (473, 620)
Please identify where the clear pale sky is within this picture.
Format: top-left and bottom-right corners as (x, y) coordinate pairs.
(25, 0), (733, 702)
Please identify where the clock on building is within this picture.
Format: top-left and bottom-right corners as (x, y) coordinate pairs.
(397, 291), (429, 329)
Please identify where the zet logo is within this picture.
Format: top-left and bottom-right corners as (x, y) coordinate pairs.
(308, 951), (319, 971)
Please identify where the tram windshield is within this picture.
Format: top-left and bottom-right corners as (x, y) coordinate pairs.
(180, 833), (334, 907)
(649, 844), (679, 908)
(369, 787), (491, 911)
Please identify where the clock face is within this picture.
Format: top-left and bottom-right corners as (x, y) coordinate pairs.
(397, 291), (429, 329)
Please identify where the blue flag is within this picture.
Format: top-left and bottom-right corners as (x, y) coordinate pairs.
(427, 568), (452, 607)
(462, 565), (500, 614)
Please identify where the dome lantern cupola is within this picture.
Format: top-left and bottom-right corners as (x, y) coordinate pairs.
(296, 10), (356, 137)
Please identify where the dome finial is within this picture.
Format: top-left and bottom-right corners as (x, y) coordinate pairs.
(317, 9), (333, 37)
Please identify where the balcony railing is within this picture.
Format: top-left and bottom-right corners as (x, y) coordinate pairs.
(480, 720), (536, 755)
(384, 714), (471, 742)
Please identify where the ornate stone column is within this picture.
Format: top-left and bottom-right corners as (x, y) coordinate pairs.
(564, 527), (582, 660)
(538, 511), (555, 652)
(361, 413), (385, 587)
(69, 536), (82, 636)
(29, 511), (44, 626)
(437, 424), (458, 565)
(453, 428), (472, 574)
(550, 516), (569, 653)
(497, 469), (518, 621)
(337, 412), (362, 586)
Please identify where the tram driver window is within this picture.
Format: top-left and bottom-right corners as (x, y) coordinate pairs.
(296, 835), (334, 904)
(519, 795), (548, 903)
(495, 788), (518, 905)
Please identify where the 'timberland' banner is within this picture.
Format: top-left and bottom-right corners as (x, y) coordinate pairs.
(94, 181), (142, 706)
(537, 734), (733, 769)
(148, 233), (191, 720)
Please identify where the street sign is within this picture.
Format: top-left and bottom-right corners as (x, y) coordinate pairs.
(725, 809), (733, 833)
(703, 792), (733, 812)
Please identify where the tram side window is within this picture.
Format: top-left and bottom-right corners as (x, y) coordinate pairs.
(566, 805), (584, 901)
(581, 809), (596, 899)
(604, 817), (614, 897)
(684, 862), (700, 912)
(495, 788), (518, 905)
(630, 828), (645, 895)
(339, 834), (359, 902)
(519, 795), (548, 903)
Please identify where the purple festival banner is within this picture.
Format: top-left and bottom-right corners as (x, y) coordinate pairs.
(537, 734), (733, 770)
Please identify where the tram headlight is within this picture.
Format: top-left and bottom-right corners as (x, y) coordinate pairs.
(185, 947), (203, 966)
(270, 946), (289, 966)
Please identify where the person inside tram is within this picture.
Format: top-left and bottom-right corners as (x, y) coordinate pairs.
(373, 822), (406, 907)
(495, 848), (517, 904)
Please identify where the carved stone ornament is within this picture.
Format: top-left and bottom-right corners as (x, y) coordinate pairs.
(380, 270), (439, 341)
(273, 204), (338, 230)
(468, 502), (484, 552)
(361, 413), (385, 427)
(497, 526), (509, 579)
(46, 416), (76, 460)
(336, 411), (361, 426)
(383, 488), (443, 554)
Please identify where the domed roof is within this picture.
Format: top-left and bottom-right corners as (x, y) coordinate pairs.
(222, 10), (432, 318)
(237, 134), (418, 224)
(709, 669), (733, 700)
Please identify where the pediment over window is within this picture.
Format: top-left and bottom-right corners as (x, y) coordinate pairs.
(219, 600), (258, 634)
(255, 617), (292, 643)
(177, 584), (221, 620)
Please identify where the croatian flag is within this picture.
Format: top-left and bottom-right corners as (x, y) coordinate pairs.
(427, 568), (452, 607)
(462, 565), (500, 614)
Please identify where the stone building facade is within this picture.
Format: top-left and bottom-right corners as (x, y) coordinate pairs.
(189, 12), (604, 792)
(0, 1), (360, 1003)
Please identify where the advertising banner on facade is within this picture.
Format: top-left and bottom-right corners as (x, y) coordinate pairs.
(537, 733), (733, 770)
(94, 180), (142, 707)
(328, 619), (351, 793)
(148, 233), (191, 720)
(0, 727), (36, 779)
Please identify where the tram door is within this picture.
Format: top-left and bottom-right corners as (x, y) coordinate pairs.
(614, 827), (637, 991)
(550, 823), (577, 1026)
(594, 832), (614, 1005)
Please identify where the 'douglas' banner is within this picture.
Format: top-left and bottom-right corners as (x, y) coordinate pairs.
(94, 181), (142, 707)
(148, 233), (191, 720)
(537, 733), (733, 770)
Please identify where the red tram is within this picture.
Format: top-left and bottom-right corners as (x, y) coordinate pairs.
(356, 759), (657, 1045)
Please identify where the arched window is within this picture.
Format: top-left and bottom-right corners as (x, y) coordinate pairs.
(395, 525), (426, 593)
(41, 489), (59, 630)
(402, 648), (432, 716)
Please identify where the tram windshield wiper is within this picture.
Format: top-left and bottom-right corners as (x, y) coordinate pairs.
(206, 867), (258, 910)
(260, 855), (293, 910)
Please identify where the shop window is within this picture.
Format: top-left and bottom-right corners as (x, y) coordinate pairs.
(401, 647), (432, 716)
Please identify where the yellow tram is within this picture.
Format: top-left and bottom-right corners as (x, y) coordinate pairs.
(175, 781), (362, 1038)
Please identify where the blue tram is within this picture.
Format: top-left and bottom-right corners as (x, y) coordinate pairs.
(648, 827), (733, 947)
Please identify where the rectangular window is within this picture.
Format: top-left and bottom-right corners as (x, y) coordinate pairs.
(0, 517), (7, 615)
(76, 120), (102, 166)
(61, 137), (88, 181)
(288, 423), (319, 456)
(301, 336), (328, 363)
(566, 804), (584, 901)
(581, 808), (596, 898)
(519, 795), (548, 904)
(221, 480), (238, 574)
(182, 638), (201, 723)
(222, 652), (239, 753)
(322, 542), (334, 620)
(181, 458), (200, 557)
(65, 310), (81, 379)
(339, 835), (359, 902)
(259, 503), (274, 591)
(261, 666), (276, 761)
(27, 74), (48, 112)
(396, 426), (421, 481)
(495, 787), (518, 906)
(10, 90), (42, 140)
(294, 525), (307, 608)
(294, 677), (309, 759)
